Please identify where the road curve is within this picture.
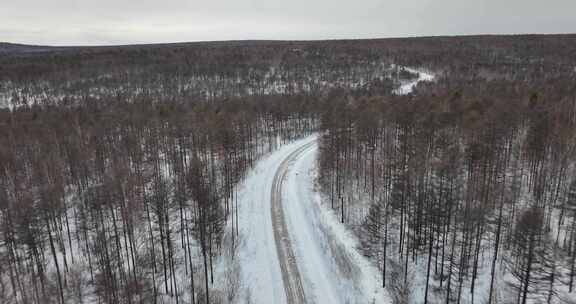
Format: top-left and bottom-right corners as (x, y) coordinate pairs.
(271, 141), (315, 304)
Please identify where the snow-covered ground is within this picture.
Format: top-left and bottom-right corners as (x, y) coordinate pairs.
(393, 67), (435, 95)
(234, 137), (315, 303)
(283, 143), (390, 304)
(234, 135), (389, 303)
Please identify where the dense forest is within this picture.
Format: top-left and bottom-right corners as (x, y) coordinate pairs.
(318, 83), (576, 304)
(1, 34), (576, 303)
(315, 36), (576, 304)
(0, 95), (320, 303)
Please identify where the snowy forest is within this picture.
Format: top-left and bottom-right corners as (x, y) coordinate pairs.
(1, 35), (576, 304)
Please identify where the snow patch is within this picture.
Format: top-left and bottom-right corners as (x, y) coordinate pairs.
(393, 66), (435, 95)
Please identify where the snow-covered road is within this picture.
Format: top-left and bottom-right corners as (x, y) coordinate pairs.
(235, 137), (388, 303)
(281, 140), (389, 304)
(235, 137), (317, 304)
(271, 141), (313, 304)
(235, 67), (434, 303)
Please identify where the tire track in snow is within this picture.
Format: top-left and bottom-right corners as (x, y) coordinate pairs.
(271, 141), (315, 304)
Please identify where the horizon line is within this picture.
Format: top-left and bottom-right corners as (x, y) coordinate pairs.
(3, 32), (576, 48)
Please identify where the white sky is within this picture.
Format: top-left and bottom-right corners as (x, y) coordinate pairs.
(1, 0), (575, 45)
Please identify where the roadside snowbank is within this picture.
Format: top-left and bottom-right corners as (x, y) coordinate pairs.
(284, 144), (390, 303)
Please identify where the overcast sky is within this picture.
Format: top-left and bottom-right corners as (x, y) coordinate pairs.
(1, 0), (575, 46)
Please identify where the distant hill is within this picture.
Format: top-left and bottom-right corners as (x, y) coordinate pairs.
(0, 42), (61, 54)
(3, 34), (576, 55)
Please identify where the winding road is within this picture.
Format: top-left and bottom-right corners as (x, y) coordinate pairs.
(236, 68), (432, 304)
(271, 141), (315, 304)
